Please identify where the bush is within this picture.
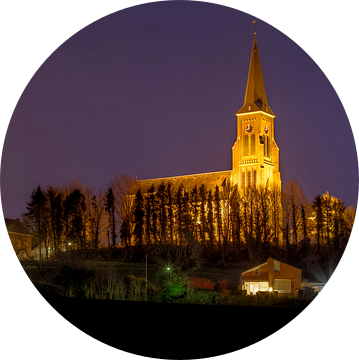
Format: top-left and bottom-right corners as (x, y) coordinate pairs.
(55, 265), (97, 298)
(218, 279), (229, 290)
(183, 287), (224, 305)
(189, 277), (215, 290)
(162, 276), (188, 302)
(124, 275), (158, 301)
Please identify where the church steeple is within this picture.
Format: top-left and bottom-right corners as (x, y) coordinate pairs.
(236, 35), (274, 116)
(231, 25), (281, 192)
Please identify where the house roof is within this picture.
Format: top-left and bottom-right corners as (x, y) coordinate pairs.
(5, 218), (30, 235)
(241, 257), (302, 275)
(129, 170), (232, 196)
(241, 277), (269, 282)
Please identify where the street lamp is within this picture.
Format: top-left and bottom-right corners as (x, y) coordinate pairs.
(166, 267), (171, 296)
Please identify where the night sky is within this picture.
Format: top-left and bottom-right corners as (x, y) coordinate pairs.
(1, 1), (357, 220)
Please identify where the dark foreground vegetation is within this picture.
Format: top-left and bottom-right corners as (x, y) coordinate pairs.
(20, 176), (354, 290)
(24, 249), (314, 308)
(18, 175), (351, 357)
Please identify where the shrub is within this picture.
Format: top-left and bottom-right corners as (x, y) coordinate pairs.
(162, 275), (188, 302)
(218, 279), (229, 290)
(190, 277), (215, 290)
(55, 265), (97, 298)
(124, 275), (158, 301)
(183, 287), (224, 305)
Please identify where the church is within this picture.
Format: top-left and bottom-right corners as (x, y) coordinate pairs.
(130, 32), (281, 196)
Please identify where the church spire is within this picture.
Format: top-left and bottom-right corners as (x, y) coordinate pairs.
(236, 26), (274, 116)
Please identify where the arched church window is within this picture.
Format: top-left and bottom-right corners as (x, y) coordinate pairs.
(253, 170), (257, 187)
(264, 135), (267, 156)
(242, 171), (245, 188)
(244, 135), (249, 156)
(266, 135), (270, 158)
(250, 134), (255, 155)
(248, 171), (251, 187)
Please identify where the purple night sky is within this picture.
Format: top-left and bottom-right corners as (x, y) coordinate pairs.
(1, 1), (358, 219)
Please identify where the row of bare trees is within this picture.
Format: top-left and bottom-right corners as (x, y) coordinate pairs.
(23, 176), (135, 260)
(128, 179), (354, 265)
(22, 174), (354, 268)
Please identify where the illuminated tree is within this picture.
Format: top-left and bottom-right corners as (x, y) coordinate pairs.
(198, 184), (207, 245)
(281, 191), (291, 258)
(63, 188), (86, 250)
(344, 205), (356, 231)
(221, 178), (231, 255)
(269, 182), (282, 247)
(175, 186), (184, 246)
(321, 192), (334, 246)
(312, 195), (323, 253)
(132, 189), (144, 246)
(190, 185), (200, 242)
(47, 186), (63, 254)
(105, 187), (117, 249)
(144, 184), (158, 245)
(167, 182), (175, 245)
(182, 189), (192, 244)
(110, 174), (136, 246)
(283, 180), (308, 247)
(90, 193), (105, 250)
(156, 182), (167, 244)
(214, 185), (223, 247)
(206, 189), (214, 249)
(229, 186), (241, 251)
(23, 185), (48, 260)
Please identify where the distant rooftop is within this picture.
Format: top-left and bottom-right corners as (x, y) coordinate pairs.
(5, 218), (30, 234)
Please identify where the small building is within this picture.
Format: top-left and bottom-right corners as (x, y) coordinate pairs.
(302, 280), (326, 293)
(240, 257), (302, 296)
(5, 218), (33, 260)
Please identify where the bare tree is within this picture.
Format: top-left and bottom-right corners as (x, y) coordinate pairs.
(281, 191), (291, 258)
(111, 174), (136, 246)
(283, 180), (308, 247)
(343, 205), (356, 238)
(268, 181), (282, 247)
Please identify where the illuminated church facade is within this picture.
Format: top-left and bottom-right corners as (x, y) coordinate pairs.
(131, 34), (281, 195)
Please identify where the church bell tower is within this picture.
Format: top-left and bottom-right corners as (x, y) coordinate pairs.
(231, 28), (281, 191)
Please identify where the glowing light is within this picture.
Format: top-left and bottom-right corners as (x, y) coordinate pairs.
(269, 287), (273, 292)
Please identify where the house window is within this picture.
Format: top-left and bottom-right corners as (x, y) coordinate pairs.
(248, 282), (268, 295)
(253, 268), (260, 275)
(274, 279), (291, 293)
(274, 260), (280, 272)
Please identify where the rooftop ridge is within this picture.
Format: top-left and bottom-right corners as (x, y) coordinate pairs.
(136, 169), (232, 182)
